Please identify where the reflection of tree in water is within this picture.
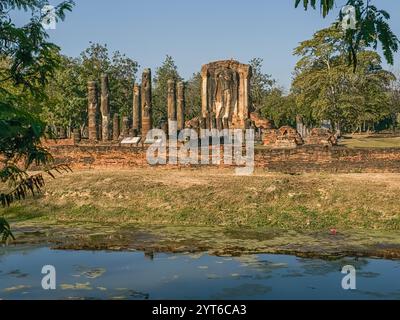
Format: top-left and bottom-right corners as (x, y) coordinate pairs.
(234, 255), (288, 275)
(234, 255), (372, 279)
(297, 257), (370, 276)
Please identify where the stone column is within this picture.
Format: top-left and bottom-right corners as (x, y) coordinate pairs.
(113, 113), (120, 141)
(141, 68), (152, 139)
(237, 66), (251, 128)
(122, 116), (130, 137)
(167, 79), (176, 123)
(200, 66), (209, 121)
(132, 83), (141, 135)
(100, 74), (111, 141)
(72, 128), (81, 144)
(177, 81), (185, 131)
(87, 81), (98, 141)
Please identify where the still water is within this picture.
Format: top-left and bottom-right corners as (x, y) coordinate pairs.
(1, 246), (399, 300)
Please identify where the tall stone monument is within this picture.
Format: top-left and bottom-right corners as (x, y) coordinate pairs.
(100, 74), (111, 141)
(201, 60), (252, 130)
(132, 83), (141, 135)
(167, 79), (177, 126)
(141, 68), (152, 139)
(87, 81), (99, 141)
(177, 81), (185, 131)
(113, 113), (120, 141)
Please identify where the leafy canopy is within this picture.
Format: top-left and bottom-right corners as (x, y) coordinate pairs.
(294, 0), (399, 69)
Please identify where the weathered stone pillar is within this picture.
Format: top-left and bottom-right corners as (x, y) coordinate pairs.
(167, 79), (177, 130)
(177, 81), (185, 131)
(87, 81), (98, 141)
(113, 113), (120, 141)
(132, 83), (141, 135)
(100, 74), (111, 141)
(122, 116), (130, 137)
(201, 66), (209, 121)
(59, 127), (67, 139)
(72, 128), (81, 144)
(141, 68), (152, 139)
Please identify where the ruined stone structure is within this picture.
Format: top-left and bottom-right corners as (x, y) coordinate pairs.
(87, 81), (99, 141)
(177, 82), (185, 131)
(132, 83), (141, 135)
(113, 113), (120, 141)
(201, 60), (252, 130)
(305, 128), (338, 146)
(72, 128), (81, 144)
(100, 74), (111, 141)
(250, 113), (272, 130)
(167, 79), (177, 126)
(296, 115), (310, 139)
(141, 69), (152, 139)
(263, 126), (304, 148)
(122, 116), (130, 137)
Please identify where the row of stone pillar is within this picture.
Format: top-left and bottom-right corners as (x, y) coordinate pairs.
(87, 69), (186, 142)
(167, 79), (186, 132)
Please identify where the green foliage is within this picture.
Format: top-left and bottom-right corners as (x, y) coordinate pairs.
(41, 43), (139, 131)
(260, 89), (296, 128)
(184, 72), (202, 121)
(0, 0), (74, 242)
(152, 55), (183, 127)
(388, 73), (400, 131)
(292, 25), (395, 131)
(294, 0), (399, 69)
(249, 58), (275, 112)
(0, 218), (14, 242)
(0, 0), (74, 95)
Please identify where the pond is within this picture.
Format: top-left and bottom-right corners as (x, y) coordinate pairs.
(0, 245), (399, 300)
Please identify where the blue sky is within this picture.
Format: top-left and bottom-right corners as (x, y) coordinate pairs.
(28, 1), (400, 89)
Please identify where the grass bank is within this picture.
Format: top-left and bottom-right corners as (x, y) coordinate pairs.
(339, 135), (400, 148)
(1, 168), (400, 231)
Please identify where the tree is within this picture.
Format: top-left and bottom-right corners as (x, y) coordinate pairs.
(152, 55), (183, 127)
(249, 58), (275, 112)
(41, 55), (86, 132)
(41, 43), (139, 133)
(388, 72), (400, 132)
(260, 88), (296, 128)
(292, 25), (394, 132)
(295, 0), (399, 70)
(184, 72), (202, 121)
(0, 0), (74, 241)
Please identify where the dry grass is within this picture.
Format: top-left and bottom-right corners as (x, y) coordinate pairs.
(1, 167), (400, 231)
(340, 135), (400, 148)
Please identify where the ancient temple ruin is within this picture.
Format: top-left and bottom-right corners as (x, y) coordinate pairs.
(201, 60), (252, 130)
(83, 59), (338, 150)
(100, 74), (111, 141)
(141, 68), (153, 139)
(87, 81), (98, 141)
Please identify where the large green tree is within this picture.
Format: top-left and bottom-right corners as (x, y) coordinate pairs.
(295, 0), (399, 70)
(249, 58), (275, 113)
(152, 55), (182, 127)
(41, 43), (139, 133)
(0, 0), (74, 241)
(292, 25), (394, 132)
(184, 72), (202, 121)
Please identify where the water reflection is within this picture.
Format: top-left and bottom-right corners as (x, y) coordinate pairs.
(0, 246), (399, 300)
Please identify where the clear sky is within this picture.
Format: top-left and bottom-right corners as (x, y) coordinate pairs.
(30, 0), (400, 89)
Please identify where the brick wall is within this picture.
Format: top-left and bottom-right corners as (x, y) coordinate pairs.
(41, 144), (400, 173)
